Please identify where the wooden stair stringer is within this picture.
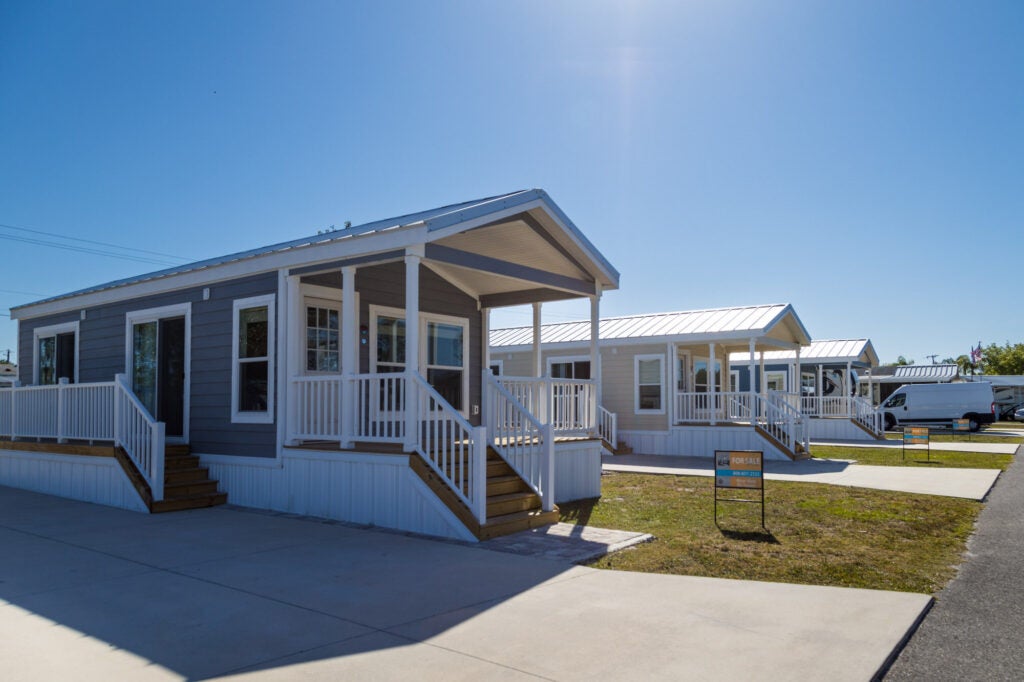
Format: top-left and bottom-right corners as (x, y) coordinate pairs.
(850, 418), (887, 441)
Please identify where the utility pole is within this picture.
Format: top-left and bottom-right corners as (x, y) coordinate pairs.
(926, 354), (939, 365)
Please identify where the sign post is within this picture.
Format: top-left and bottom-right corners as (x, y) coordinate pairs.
(902, 426), (930, 461)
(714, 450), (765, 529)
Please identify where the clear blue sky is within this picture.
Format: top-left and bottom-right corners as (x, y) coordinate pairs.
(1, 1), (1022, 367)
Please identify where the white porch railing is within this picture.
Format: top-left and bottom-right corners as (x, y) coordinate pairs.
(291, 375), (343, 440)
(674, 391), (756, 423)
(352, 372), (407, 442)
(674, 390), (807, 456)
(598, 405), (617, 447)
(411, 374), (487, 524)
(0, 375), (165, 502)
(800, 395), (883, 437)
(113, 374), (165, 501)
(495, 376), (597, 436)
(483, 372), (554, 511)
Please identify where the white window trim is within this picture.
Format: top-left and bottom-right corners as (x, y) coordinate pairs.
(232, 294), (276, 424)
(369, 304), (471, 418)
(546, 354), (591, 379)
(765, 371), (788, 392)
(33, 321), (80, 385)
(634, 353), (666, 415)
(730, 369), (740, 393)
(124, 302), (193, 442)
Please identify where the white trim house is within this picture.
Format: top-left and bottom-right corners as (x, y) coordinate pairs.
(490, 304), (814, 461)
(729, 339), (884, 441)
(2, 189), (619, 541)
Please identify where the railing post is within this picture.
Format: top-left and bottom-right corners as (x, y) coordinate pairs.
(473, 425), (487, 525)
(151, 421), (165, 502)
(10, 381), (19, 441)
(113, 375), (124, 447)
(57, 377), (69, 443)
(542, 422), (555, 512)
(340, 374), (354, 449)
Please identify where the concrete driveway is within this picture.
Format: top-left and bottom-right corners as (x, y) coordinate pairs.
(0, 485), (930, 681)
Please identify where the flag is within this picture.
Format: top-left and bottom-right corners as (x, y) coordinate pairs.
(970, 342), (982, 364)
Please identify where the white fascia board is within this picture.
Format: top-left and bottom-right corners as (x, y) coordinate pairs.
(533, 190), (620, 290)
(13, 224), (430, 320)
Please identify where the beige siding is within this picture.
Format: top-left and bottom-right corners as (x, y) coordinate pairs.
(494, 343), (671, 432)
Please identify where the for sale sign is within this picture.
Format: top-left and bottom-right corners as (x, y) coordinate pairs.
(715, 450), (763, 489)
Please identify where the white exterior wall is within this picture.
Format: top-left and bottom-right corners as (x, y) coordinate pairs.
(0, 450), (148, 512)
(619, 426), (791, 461)
(806, 418), (876, 441)
(554, 440), (602, 503)
(201, 450), (477, 543)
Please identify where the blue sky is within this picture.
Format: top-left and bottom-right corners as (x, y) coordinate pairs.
(1, 1), (1021, 367)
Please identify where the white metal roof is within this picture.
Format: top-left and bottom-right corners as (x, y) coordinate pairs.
(490, 304), (810, 348)
(13, 189), (620, 319)
(866, 364), (960, 383)
(727, 339), (879, 367)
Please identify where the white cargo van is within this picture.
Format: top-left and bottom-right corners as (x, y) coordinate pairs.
(880, 382), (995, 431)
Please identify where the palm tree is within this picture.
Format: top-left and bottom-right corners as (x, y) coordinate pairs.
(955, 354), (975, 377)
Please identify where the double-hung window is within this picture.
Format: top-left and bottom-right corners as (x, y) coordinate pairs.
(232, 295), (275, 423)
(305, 303), (340, 373)
(635, 354), (665, 414)
(34, 322), (78, 385)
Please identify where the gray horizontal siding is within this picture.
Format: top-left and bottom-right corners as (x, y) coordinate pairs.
(18, 272), (280, 458)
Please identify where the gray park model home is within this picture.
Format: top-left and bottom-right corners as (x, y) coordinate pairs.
(1, 190), (618, 541)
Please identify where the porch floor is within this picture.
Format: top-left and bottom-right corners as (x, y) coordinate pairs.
(285, 435), (599, 455)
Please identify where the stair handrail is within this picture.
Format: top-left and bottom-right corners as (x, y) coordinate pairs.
(758, 391), (807, 455)
(483, 371), (554, 511)
(851, 395), (883, 437)
(113, 374), (166, 502)
(598, 405), (617, 448)
(409, 373), (487, 525)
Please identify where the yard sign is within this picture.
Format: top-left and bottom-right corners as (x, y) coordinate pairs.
(714, 450), (765, 528)
(902, 426), (930, 461)
(952, 418), (971, 442)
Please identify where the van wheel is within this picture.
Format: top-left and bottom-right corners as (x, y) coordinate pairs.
(964, 415), (980, 432)
(884, 414), (896, 431)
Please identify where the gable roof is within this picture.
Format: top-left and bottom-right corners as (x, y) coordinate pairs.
(13, 189), (619, 319)
(728, 339), (879, 367)
(490, 304), (811, 349)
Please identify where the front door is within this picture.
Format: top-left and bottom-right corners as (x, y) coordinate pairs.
(132, 316), (187, 439)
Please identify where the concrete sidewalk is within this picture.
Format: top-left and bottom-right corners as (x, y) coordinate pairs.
(885, 443), (1024, 680)
(813, 438), (1019, 454)
(0, 486), (930, 681)
(604, 454), (1001, 500)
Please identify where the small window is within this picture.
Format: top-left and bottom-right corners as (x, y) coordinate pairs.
(765, 371), (787, 392)
(635, 354), (665, 414)
(305, 304), (339, 372)
(232, 295), (275, 423)
(550, 358), (591, 380)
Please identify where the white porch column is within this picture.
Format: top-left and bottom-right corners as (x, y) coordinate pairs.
(817, 364), (823, 399)
(759, 352), (766, 396)
(532, 302), (543, 378)
(794, 346), (801, 401)
(404, 250), (421, 452)
(589, 290), (601, 432)
(748, 339), (757, 421)
(846, 360), (853, 417)
(284, 273), (303, 446)
(340, 266), (357, 449)
(708, 342), (717, 426)
(482, 307), (491, 376)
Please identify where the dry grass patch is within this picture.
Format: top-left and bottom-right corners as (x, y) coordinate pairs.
(560, 472), (979, 594)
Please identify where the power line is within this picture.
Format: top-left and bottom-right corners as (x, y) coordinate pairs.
(0, 220), (192, 262)
(0, 231), (182, 266)
(0, 287), (49, 297)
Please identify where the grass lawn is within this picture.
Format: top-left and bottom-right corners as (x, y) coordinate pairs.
(560, 472), (979, 594)
(812, 445), (1013, 470)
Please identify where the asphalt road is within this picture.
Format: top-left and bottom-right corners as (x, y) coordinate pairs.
(884, 443), (1024, 680)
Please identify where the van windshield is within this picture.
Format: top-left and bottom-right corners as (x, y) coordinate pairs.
(885, 393), (906, 408)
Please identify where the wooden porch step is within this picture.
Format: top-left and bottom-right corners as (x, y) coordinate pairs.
(487, 459), (515, 477)
(163, 479), (219, 497)
(487, 474), (531, 496)
(479, 509), (560, 541)
(164, 455), (202, 470)
(151, 492), (228, 513)
(487, 491), (542, 517)
(754, 424), (810, 461)
(165, 444), (192, 457)
(164, 466), (211, 484)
